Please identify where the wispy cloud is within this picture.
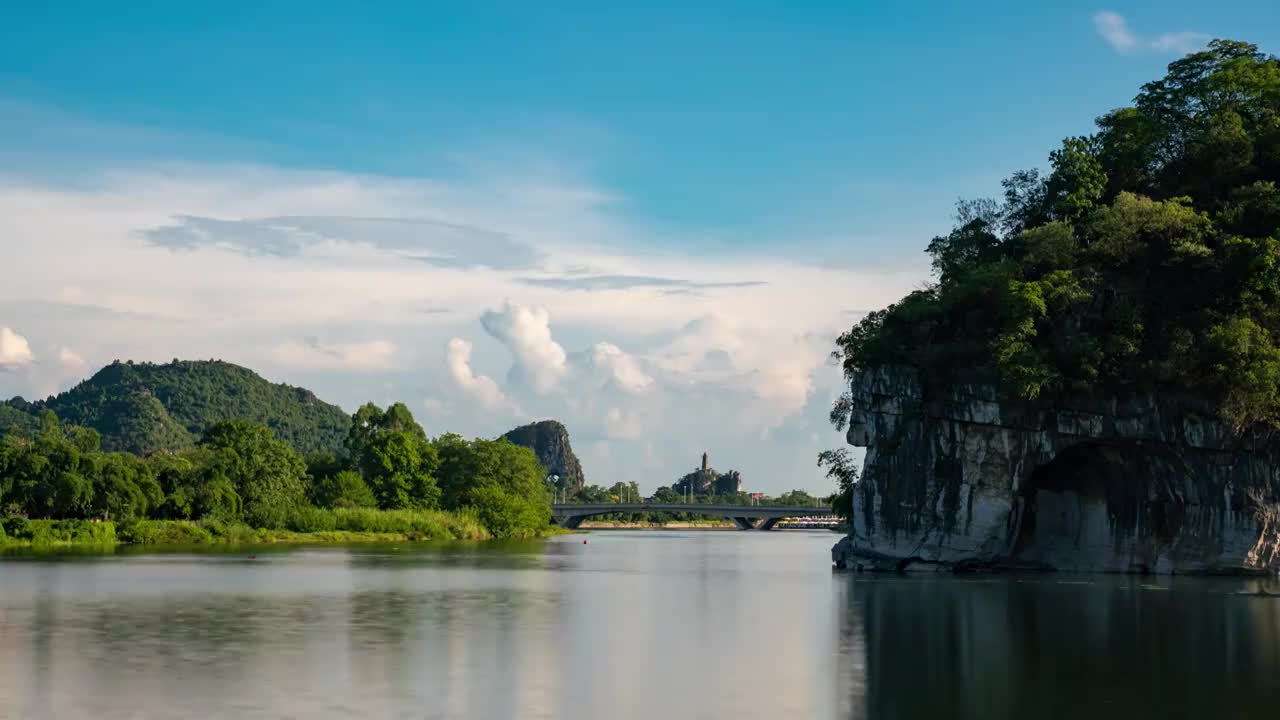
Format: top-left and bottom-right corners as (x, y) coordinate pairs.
(144, 215), (545, 270)
(515, 274), (767, 292)
(1093, 11), (1210, 55)
(271, 337), (399, 371)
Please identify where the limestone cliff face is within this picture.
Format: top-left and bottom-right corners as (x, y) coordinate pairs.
(832, 366), (1280, 574)
(502, 420), (585, 493)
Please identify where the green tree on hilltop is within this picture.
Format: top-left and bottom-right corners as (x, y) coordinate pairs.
(833, 40), (1280, 430)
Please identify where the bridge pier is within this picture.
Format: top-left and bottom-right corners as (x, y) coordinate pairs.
(731, 517), (758, 530)
(553, 516), (585, 530)
(756, 517), (780, 531)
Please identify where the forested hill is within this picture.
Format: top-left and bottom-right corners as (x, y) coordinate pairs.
(833, 40), (1280, 431)
(0, 360), (351, 455)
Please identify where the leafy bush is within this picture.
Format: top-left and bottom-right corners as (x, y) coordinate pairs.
(3, 519), (118, 545)
(466, 486), (551, 539)
(331, 507), (488, 540)
(198, 519), (260, 543)
(118, 519), (215, 545)
(3, 517), (30, 539)
(283, 506), (339, 533)
(309, 469), (377, 509)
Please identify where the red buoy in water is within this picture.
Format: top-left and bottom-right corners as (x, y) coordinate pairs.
(583, 539), (588, 544)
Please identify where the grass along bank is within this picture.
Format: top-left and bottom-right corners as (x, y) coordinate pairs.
(0, 508), (566, 549)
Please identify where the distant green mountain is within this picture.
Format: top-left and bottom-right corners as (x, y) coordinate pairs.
(0, 402), (38, 437)
(0, 360), (351, 455)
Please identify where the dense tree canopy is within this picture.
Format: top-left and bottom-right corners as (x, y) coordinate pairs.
(347, 403), (442, 510)
(2, 398), (556, 539)
(0, 360), (351, 455)
(833, 41), (1280, 429)
(199, 419), (309, 528)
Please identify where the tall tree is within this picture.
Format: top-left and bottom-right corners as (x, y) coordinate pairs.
(200, 420), (307, 527)
(346, 404), (440, 510)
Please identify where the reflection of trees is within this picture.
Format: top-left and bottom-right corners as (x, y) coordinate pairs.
(848, 577), (1280, 719)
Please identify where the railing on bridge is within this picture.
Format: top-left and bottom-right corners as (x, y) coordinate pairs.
(548, 502), (836, 531)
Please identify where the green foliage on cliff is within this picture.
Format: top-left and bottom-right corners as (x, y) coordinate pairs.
(0, 360), (351, 455)
(833, 40), (1280, 429)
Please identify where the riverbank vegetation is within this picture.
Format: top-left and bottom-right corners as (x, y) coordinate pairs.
(0, 401), (556, 547)
(831, 41), (1280, 430)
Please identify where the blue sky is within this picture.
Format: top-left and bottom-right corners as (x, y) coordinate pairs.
(0, 3), (1275, 493)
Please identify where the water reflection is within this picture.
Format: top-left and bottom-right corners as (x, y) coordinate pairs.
(841, 575), (1280, 719)
(2, 535), (1278, 719)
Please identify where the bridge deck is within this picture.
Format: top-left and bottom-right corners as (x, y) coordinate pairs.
(551, 503), (833, 517)
(549, 503), (834, 530)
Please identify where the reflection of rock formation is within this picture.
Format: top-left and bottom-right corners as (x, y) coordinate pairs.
(840, 576), (1280, 718)
(833, 366), (1280, 574)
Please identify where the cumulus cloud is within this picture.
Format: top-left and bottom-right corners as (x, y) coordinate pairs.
(445, 338), (515, 412)
(1093, 11), (1209, 54)
(0, 125), (922, 493)
(271, 337), (398, 371)
(649, 313), (826, 426)
(574, 342), (654, 394)
(0, 327), (34, 370)
(480, 302), (568, 394)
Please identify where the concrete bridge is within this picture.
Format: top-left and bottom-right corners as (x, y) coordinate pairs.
(550, 503), (835, 530)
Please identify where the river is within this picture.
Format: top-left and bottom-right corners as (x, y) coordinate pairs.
(1, 530), (1278, 719)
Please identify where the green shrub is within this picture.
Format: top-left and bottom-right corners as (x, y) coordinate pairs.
(3, 517), (31, 539)
(326, 507), (489, 540)
(118, 519), (213, 545)
(284, 506), (339, 533)
(465, 486), (550, 539)
(310, 470), (378, 509)
(4, 519), (119, 546)
(200, 519), (260, 543)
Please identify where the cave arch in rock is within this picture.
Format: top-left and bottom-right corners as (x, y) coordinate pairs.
(1012, 442), (1185, 571)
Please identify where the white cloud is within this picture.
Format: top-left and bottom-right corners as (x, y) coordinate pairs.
(57, 347), (88, 376)
(445, 338), (515, 412)
(575, 342), (653, 394)
(1149, 32), (1212, 54)
(1093, 11), (1209, 54)
(0, 327), (34, 370)
(0, 129), (923, 493)
(1093, 11), (1137, 52)
(271, 338), (398, 371)
(604, 406), (644, 440)
(480, 302), (568, 394)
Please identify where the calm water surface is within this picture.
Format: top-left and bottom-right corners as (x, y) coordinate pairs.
(1, 531), (1278, 719)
